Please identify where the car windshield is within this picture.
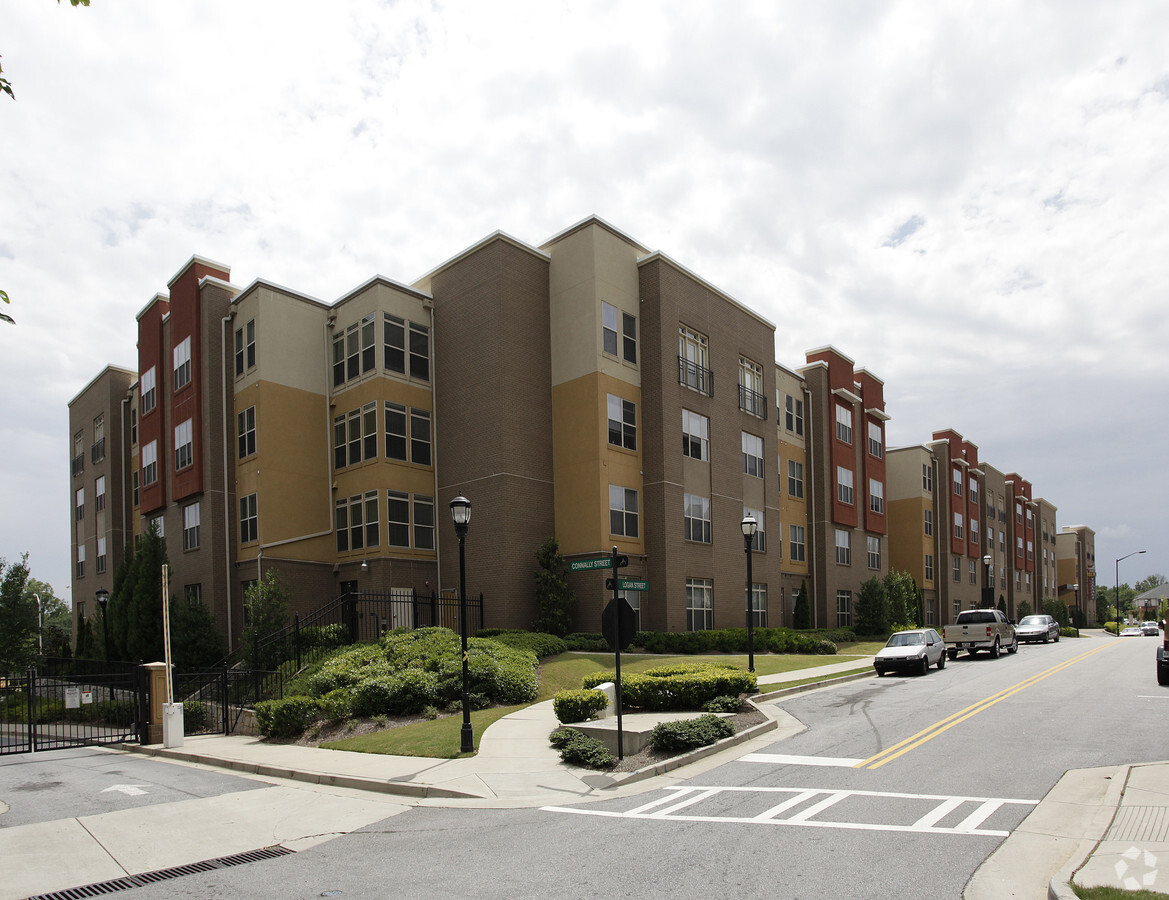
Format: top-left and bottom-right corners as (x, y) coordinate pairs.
(888, 633), (924, 647)
(1019, 616), (1045, 626)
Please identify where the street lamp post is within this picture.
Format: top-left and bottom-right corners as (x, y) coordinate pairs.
(95, 588), (112, 701)
(449, 495), (474, 754)
(741, 514), (757, 673)
(1116, 550), (1147, 633)
(982, 555), (993, 609)
(1072, 583), (1079, 637)
(33, 592), (43, 655)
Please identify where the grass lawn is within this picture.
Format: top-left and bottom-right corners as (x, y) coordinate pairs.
(323, 647), (876, 757)
(1073, 887), (1169, 899)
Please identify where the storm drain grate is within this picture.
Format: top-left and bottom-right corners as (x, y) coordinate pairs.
(27, 846), (295, 900)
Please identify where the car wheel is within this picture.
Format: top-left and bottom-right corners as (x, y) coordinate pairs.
(1041, 634), (1048, 643)
(1159, 664), (1169, 687)
(920, 657), (929, 676)
(875, 667), (886, 677)
(1054, 632), (1060, 642)
(1008, 637), (1018, 654)
(990, 638), (1000, 659)
(937, 652), (946, 670)
(947, 649), (957, 661)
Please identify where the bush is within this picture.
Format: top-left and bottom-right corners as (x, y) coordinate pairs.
(649, 714), (735, 754)
(182, 701), (209, 734)
(632, 627), (840, 656)
(548, 727), (616, 769)
(553, 688), (609, 724)
(297, 623), (348, 651)
(581, 663), (756, 711)
(563, 632), (610, 652)
(319, 687), (356, 721)
(255, 696), (322, 739)
(487, 631), (568, 659)
(351, 669), (440, 717)
(703, 695), (742, 714)
(300, 644), (393, 696)
(1060, 626), (1079, 638)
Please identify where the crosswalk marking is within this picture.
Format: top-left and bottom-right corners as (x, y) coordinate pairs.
(544, 785), (1037, 837)
(739, 752), (866, 767)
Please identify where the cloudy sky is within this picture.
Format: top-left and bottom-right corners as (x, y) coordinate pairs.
(3, 1), (1165, 603)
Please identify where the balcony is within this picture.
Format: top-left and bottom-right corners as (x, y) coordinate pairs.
(678, 357), (713, 397)
(71, 454), (84, 476)
(739, 385), (767, 419)
(90, 438), (105, 464)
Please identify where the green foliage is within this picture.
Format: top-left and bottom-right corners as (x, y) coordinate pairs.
(243, 570), (290, 670)
(105, 525), (167, 663)
(1042, 599), (1071, 629)
(552, 688), (609, 724)
(351, 669), (441, 717)
(1135, 574), (1168, 593)
(853, 578), (889, 636)
(1016, 600), (1033, 620)
(254, 696), (322, 739)
(548, 727), (616, 769)
(1060, 626), (1079, 638)
(532, 537), (576, 636)
(487, 631), (567, 659)
(296, 623), (348, 652)
(0, 554), (36, 670)
(581, 663), (756, 711)
(997, 597), (1007, 616)
(563, 632), (609, 652)
(649, 714), (735, 753)
(169, 595), (228, 672)
(632, 626), (838, 656)
(792, 581), (811, 630)
(883, 570), (919, 628)
(702, 695), (743, 714)
(183, 701), (209, 734)
(26, 578), (71, 657)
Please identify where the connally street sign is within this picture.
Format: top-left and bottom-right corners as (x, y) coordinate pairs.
(570, 557), (612, 571)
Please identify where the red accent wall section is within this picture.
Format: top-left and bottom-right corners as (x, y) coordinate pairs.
(964, 440), (981, 558)
(856, 372), (887, 536)
(137, 298), (169, 514)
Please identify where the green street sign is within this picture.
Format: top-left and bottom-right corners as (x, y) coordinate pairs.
(618, 578), (649, 591)
(570, 557), (612, 571)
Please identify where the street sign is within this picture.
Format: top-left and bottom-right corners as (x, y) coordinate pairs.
(602, 597), (638, 651)
(570, 557), (612, 571)
(618, 578), (649, 591)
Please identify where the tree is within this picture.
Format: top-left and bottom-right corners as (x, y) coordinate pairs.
(883, 570), (919, 628)
(24, 578), (70, 657)
(243, 569), (290, 670)
(792, 581), (811, 630)
(1016, 600), (1033, 621)
(854, 577), (889, 636)
(170, 594), (228, 671)
(1135, 574), (1168, 594)
(532, 537), (576, 636)
(0, 554), (36, 670)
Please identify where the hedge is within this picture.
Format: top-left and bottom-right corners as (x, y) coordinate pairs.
(632, 627), (839, 656)
(581, 663), (756, 711)
(548, 727), (616, 769)
(255, 696), (322, 739)
(563, 633), (610, 652)
(553, 688), (609, 724)
(486, 631), (568, 659)
(649, 714), (734, 754)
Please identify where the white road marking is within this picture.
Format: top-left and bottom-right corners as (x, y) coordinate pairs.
(739, 753), (866, 767)
(544, 785), (1037, 837)
(101, 784), (150, 796)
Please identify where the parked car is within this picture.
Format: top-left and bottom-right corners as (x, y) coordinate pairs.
(943, 608), (1018, 659)
(1015, 615), (1060, 644)
(874, 629), (946, 676)
(1142, 622), (1160, 636)
(1120, 626), (1143, 637)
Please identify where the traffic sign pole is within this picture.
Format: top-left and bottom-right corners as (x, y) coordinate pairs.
(610, 545), (624, 760)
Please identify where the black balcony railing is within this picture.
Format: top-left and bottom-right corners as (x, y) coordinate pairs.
(90, 438), (105, 464)
(739, 385), (767, 419)
(71, 454), (84, 476)
(678, 357), (714, 396)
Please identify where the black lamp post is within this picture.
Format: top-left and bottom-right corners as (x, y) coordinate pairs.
(450, 495), (474, 754)
(1072, 582), (1079, 636)
(982, 554), (993, 609)
(95, 589), (111, 661)
(1116, 550), (1146, 633)
(741, 513), (757, 673)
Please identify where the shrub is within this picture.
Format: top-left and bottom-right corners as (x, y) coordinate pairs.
(300, 644), (392, 696)
(488, 631), (568, 659)
(319, 687), (356, 721)
(297, 623), (348, 651)
(182, 701), (209, 734)
(563, 632), (609, 652)
(548, 727), (615, 769)
(581, 663), (756, 711)
(351, 668), (440, 717)
(649, 714), (735, 754)
(255, 696), (322, 739)
(631, 627), (841, 656)
(703, 695), (742, 714)
(553, 688), (609, 724)
(1060, 626), (1079, 638)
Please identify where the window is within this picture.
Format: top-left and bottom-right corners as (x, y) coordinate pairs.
(867, 535), (881, 569)
(76, 487), (85, 521)
(235, 325), (245, 376)
(410, 408), (432, 466)
(971, 518), (979, 542)
(924, 509), (933, 535)
(742, 432), (764, 478)
(970, 479), (979, 502)
(384, 314), (405, 373)
(1026, 508), (1033, 527)
(953, 468), (963, 496)
(678, 325), (711, 394)
(185, 584), (202, 607)
(409, 322), (430, 381)
(739, 357), (765, 417)
(183, 502), (200, 551)
(609, 485), (639, 537)
(969, 560), (977, 585)
(869, 479), (884, 514)
(602, 301), (619, 356)
(141, 440), (158, 486)
(684, 494), (711, 543)
(241, 319), (257, 372)
(174, 419), (193, 470)
(953, 557), (961, 582)
(335, 498), (351, 552)
(240, 493), (258, 543)
(749, 583), (767, 628)
(1017, 536), (1024, 557)
(922, 463), (933, 491)
(784, 394), (804, 436)
(336, 491), (379, 552)
(607, 395), (636, 451)
(999, 530), (1005, 551)
(141, 366), (157, 414)
(130, 408), (137, 446)
(363, 403), (377, 460)
(835, 404), (852, 444)
(96, 537), (106, 574)
(682, 409), (709, 461)
(787, 460), (804, 499)
(954, 512), (964, 541)
(619, 590), (642, 632)
(1027, 540), (1034, 561)
(789, 525), (806, 562)
(76, 543), (85, 578)
(387, 491), (410, 547)
(334, 406), (379, 469)
(73, 429), (85, 476)
(837, 466), (854, 505)
(836, 590), (852, 627)
(835, 529), (851, 565)
(385, 402), (407, 461)
(413, 494), (435, 550)
(238, 407), (256, 458)
(1016, 502), (1023, 524)
(686, 578), (713, 631)
(92, 414), (105, 463)
(924, 554), (934, 580)
(360, 314), (376, 373)
(954, 600), (961, 620)
(173, 336), (192, 390)
(867, 421), (883, 457)
(744, 508), (765, 552)
(622, 311), (637, 364)
(132, 471), (139, 507)
(95, 476), (106, 512)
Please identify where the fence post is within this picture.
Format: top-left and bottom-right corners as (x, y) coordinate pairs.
(294, 613), (301, 672)
(345, 592), (358, 643)
(26, 666), (35, 753)
(430, 591), (437, 628)
(136, 665), (149, 745)
(221, 666), (230, 735)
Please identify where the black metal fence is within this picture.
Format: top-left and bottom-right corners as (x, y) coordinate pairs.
(1, 662), (146, 755)
(172, 668), (282, 736)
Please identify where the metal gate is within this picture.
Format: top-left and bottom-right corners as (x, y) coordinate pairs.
(0, 660), (146, 756)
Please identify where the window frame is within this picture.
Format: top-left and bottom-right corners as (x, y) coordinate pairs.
(789, 524), (806, 562)
(174, 418), (194, 471)
(686, 577), (714, 631)
(240, 493), (258, 544)
(835, 404), (853, 444)
(183, 502), (201, 551)
(837, 466), (855, 505)
(609, 484), (639, 538)
(238, 406), (257, 459)
(742, 432), (764, 478)
(173, 336), (192, 391)
(683, 493), (711, 544)
(835, 528), (851, 565)
(607, 394), (637, 451)
(682, 409), (709, 461)
(787, 459), (804, 499)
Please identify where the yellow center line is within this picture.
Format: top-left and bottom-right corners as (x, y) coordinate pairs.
(856, 641), (1120, 770)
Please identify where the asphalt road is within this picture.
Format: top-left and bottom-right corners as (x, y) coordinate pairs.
(16, 632), (1168, 899)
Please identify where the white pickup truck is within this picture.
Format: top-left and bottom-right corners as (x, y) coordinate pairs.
(943, 609), (1018, 660)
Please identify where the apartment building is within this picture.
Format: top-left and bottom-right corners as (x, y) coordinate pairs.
(1035, 498), (1059, 607)
(776, 364), (811, 621)
(886, 445), (940, 625)
(1057, 525), (1096, 624)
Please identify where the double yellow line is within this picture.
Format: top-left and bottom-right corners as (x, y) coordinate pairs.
(856, 641), (1120, 770)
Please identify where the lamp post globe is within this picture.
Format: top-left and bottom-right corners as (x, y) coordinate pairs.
(95, 589), (111, 662)
(449, 495), (474, 754)
(741, 514), (758, 673)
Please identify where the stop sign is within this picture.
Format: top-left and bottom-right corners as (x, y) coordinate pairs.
(601, 597), (637, 651)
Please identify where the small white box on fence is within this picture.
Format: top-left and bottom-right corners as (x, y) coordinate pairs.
(595, 682), (617, 718)
(163, 702), (184, 748)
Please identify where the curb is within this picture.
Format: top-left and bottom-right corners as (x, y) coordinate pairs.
(1046, 765), (1131, 900)
(755, 668), (875, 702)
